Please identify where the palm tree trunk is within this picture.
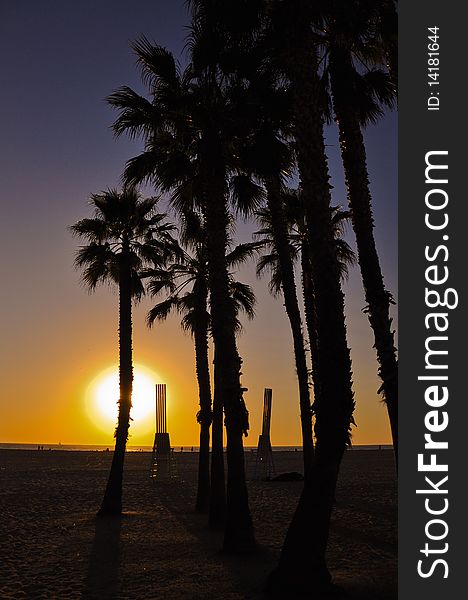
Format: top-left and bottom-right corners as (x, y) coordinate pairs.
(301, 243), (321, 414)
(193, 301), (212, 513)
(98, 249), (133, 516)
(264, 177), (314, 477)
(202, 159), (255, 552)
(268, 454), (341, 595)
(330, 47), (398, 461)
(209, 344), (226, 529)
(268, 6), (355, 589)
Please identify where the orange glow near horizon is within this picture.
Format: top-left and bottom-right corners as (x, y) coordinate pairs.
(85, 364), (163, 438)
(0, 268), (394, 448)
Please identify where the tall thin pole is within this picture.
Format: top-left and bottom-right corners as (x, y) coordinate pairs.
(262, 388), (272, 436)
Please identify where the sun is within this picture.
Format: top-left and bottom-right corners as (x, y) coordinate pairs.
(86, 364), (161, 436)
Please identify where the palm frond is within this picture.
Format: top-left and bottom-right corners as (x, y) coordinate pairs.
(74, 243), (115, 290)
(256, 252), (283, 296)
(108, 86), (156, 139)
(132, 37), (179, 90)
(336, 238), (356, 281)
(131, 271), (146, 301)
(69, 218), (108, 243)
(146, 296), (181, 326)
(147, 276), (177, 297)
(226, 241), (262, 269)
(229, 280), (256, 320)
(71, 188), (177, 298)
(179, 208), (205, 248)
(155, 151), (195, 194)
(230, 174), (265, 217)
(123, 152), (159, 188)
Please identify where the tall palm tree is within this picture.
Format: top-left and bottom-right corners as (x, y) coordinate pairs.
(146, 242), (212, 515)
(257, 173), (315, 476)
(186, 0), (355, 576)
(145, 220), (257, 515)
(321, 0), (398, 459)
(107, 36), (261, 550)
(71, 187), (175, 516)
(209, 241), (259, 530)
(263, 1), (356, 593)
(228, 67), (316, 476)
(256, 195), (355, 420)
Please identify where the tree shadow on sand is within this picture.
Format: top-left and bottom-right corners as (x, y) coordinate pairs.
(152, 478), (396, 600)
(153, 480), (278, 600)
(81, 516), (122, 599)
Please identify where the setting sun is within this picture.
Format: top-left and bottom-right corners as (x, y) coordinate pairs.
(85, 364), (162, 436)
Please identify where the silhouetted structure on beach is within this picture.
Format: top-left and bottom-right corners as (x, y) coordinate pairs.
(150, 384), (174, 479)
(253, 389), (275, 480)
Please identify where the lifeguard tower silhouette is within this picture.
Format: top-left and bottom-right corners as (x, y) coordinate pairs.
(253, 388), (276, 480)
(150, 384), (174, 479)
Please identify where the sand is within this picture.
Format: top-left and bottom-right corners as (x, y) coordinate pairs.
(0, 449), (396, 599)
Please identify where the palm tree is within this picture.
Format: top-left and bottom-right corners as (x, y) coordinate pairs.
(257, 173), (315, 476)
(146, 241), (212, 515)
(107, 35), (261, 550)
(262, 1), (356, 593)
(185, 1), (356, 575)
(256, 194), (355, 420)
(145, 217), (257, 516)
(225, 65), (316, 476)
(209, 241), (258, 530)
(321, 0), (398, 459)
(71, 187), (175, 516)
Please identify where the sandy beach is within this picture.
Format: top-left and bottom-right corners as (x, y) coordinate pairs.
(0, 449), (396, 599)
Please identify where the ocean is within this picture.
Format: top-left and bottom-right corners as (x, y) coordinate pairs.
(0, 443), (393, 452)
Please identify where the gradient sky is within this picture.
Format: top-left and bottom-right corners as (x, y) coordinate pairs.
(0, 1), (397, 447)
